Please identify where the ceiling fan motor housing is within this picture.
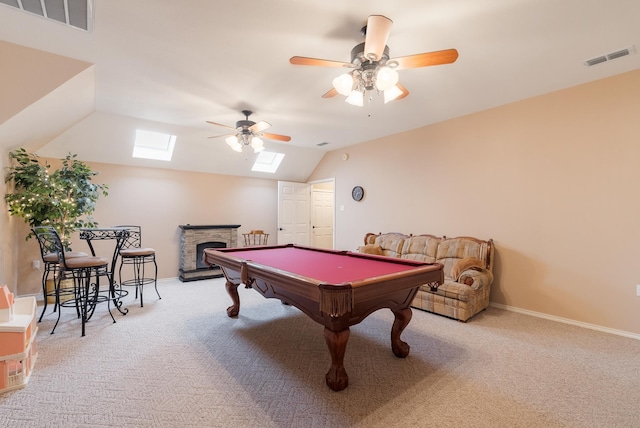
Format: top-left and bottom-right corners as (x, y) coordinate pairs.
(236, 109), (256, 130)
(236, 119), (256, 130)
(350, 42), (390, 65)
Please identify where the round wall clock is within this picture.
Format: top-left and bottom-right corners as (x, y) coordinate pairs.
(351, 186), (364, 202)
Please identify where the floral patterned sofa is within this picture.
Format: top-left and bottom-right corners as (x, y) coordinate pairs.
(360, 233), (495, 322)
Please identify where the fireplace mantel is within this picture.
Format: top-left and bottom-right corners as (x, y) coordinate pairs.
(179, 224), (241, 230)
(178, 224), (240, 282)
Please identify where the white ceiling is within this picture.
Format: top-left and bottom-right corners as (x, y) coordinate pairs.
(1, 0), (640, 181)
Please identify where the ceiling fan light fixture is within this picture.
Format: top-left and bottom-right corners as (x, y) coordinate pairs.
(332, 73), (354, 96)
(240, 133), (252, 146)
(383, 84), (403, 103)
(289, 15), (460, 107)
(345, 90), (365, 107)
(208, 111), (291, 153)
(375, 66), (399, 91)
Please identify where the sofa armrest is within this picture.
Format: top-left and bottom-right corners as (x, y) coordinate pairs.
(457, 268), (494, 290)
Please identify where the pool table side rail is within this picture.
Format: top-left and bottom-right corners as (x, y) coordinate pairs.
(203, 245), (444, 319)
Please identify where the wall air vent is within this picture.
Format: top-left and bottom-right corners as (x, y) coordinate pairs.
(607, 48), (631, 61)
(584, 45), (636, 67)
(0, 0), (93, 31)
(585, 56), (607, 67)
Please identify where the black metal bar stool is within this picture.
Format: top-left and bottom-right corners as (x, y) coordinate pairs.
(115, 225), (160, 307)
(32, 226), (88, 322)
(39, 228), (115, 337)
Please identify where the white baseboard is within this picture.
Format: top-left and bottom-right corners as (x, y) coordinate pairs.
(489, 302), (640, 341)
(24, 292), (44, 302)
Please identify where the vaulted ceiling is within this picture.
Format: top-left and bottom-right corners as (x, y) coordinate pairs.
(1, 1), (640, 181)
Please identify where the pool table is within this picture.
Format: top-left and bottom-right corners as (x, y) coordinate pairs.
(203, 244), (443, 391)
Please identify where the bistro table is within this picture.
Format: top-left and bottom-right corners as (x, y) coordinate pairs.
(79, 227), (131, 315)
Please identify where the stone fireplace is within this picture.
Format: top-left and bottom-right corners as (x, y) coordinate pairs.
(178, 224), (240, 282)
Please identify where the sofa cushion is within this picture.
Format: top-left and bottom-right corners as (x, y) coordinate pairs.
(400, 234), (441, 263)
(451, 257), (486, 281)
(358, 244), (384, 256)
(372, 233), (408, 258)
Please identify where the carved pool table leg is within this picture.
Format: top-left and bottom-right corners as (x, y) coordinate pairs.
(390, 307), (412, 358)
(323, 327), (350, 391)
(225, 281), (240, 317)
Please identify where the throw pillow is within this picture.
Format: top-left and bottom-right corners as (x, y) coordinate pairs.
(451, 257), (485, 281)
(358, 244), (383, 256)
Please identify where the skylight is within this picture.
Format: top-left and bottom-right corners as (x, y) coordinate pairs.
(133, 129), (176, 161)
(251, 151), (285, 173)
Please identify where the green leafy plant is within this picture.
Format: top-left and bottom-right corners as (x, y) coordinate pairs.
(4, 148), (109, 249)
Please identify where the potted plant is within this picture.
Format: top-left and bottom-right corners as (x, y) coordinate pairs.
(4, 148), (109, 249)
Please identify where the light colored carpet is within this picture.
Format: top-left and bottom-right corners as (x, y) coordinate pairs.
(1, 277), (638, 427)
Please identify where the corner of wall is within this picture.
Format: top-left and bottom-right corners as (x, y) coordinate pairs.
(0, 149), (17, 293)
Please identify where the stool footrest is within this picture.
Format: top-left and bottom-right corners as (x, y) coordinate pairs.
(121, 277), (156, 287)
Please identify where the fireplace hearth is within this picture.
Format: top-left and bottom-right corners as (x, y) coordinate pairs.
(178, 224), (240, 282)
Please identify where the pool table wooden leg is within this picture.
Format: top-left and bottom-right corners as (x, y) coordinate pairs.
(225, 281), (240, 317)
(323, 327), (350, 391)
(390, 307), (412, 358)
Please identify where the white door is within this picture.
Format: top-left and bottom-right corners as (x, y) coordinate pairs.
(277, 181), (310, 245)
(311, 187), (334, 249)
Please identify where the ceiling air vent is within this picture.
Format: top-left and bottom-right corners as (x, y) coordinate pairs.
(0, 0), (93, 31)
(316, 142), (329, 147)
(584, 45), (636, 67)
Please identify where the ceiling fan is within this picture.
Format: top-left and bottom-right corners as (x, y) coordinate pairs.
(206, 110), (291, 153)
(290, 15), (458, 106)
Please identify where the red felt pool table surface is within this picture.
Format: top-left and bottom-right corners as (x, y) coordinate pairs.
(221, 245), (420, 284)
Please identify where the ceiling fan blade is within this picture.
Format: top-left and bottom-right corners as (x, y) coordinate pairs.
(391, 49), (459, 70)
(206, 120), (236, 130)
(395, 83), (409, 100)
(261, 132), (291, 142)
(363, 15), (393, 61)
(250, 121), (271, 133)
(322, 88), (338, 98)
(290, 56), (352, 68)
(207, 134), (233, 139)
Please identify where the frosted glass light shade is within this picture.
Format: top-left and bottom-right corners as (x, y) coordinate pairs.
(332, 73), (354, 96)
(251, 136), (265, 153)
(225, 135), (243, 152)
(383, 85), (403, 103)
(345, 90), (364, 107)
(376, 66), (399, 91)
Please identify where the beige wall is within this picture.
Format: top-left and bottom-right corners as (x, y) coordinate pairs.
(0, 40), (91, 125)
(10, 162), (279, 296)
(2, 68), (639, 336)
(0, 151), (18, 293)
(309, 68), (640, 335)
